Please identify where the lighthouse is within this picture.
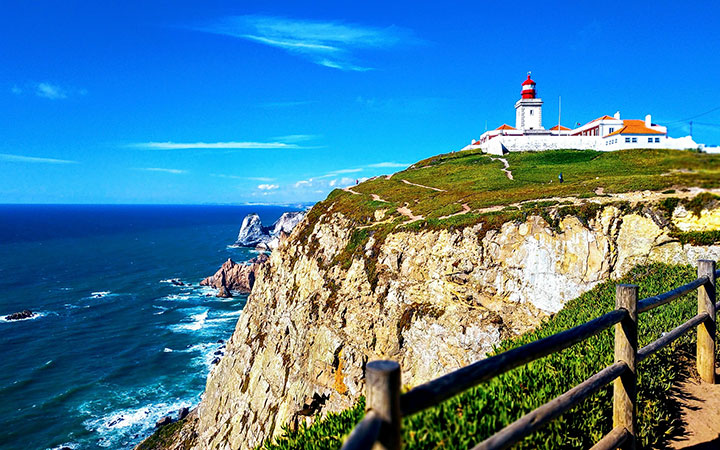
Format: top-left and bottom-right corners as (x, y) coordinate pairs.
(515, 72), (544, 130)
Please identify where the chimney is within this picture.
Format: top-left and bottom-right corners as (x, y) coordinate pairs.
(645, 114), (652, 127)
(614, 111), (621, 120)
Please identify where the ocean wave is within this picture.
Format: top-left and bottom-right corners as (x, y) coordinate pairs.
(89, 291), (113, 299)
(82, 399), (194, 448)
(48, 443), (79, 450)
(169, 309), (208, 332)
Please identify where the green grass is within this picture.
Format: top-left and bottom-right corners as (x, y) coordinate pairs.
(334, 148), (720, 229)
(262, 263), (714, 450)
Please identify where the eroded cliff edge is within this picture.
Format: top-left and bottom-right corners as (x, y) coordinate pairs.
(182, 194), (720, 450)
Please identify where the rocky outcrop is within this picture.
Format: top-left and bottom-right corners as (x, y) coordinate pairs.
(4, 310), (33, 321)
(234, 212), (306, 250)
(200, 255), (269, 295)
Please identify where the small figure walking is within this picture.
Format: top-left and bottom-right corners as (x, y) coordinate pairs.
(558, 173), (564, 183)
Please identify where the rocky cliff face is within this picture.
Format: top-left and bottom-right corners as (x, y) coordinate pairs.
(174, 198), (720, 450)
(200, 255), (269, 295)
(235, 212), (306, 250)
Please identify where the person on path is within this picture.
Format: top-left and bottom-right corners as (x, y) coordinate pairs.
(558, 173), (564, 183)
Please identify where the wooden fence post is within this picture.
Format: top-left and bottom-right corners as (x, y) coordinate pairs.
(697, 260), (716, 384)
(614, 284), (638, 450)
(366, 360), (402, 450)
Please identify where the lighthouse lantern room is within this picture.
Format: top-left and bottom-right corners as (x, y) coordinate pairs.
(515, 72), (544, 130)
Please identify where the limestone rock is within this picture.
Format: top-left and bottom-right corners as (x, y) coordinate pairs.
(170, 202), (720, 450)
(235, 212), (306, 250)
(235, 214), (268, 247)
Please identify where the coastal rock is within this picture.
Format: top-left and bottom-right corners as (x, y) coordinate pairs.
(156, 416), (172, 428)
(184, 202), (720, 450)
(235, 214), (268, 247)
(200, 254), (269, 295)
(5, 310), (33, 321)
(178, 407), (189, 421)
(216, 286), (232, 298)
(234, 211), (306, 250)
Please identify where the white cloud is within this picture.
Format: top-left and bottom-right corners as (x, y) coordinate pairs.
(129, 141), (298, 150)
(257, 183), (279, 190)
(198, 15), (416, 71)
(0, 153), (77, 164)
(136, 167), (187, 174)
(211, 173), (276, 181)
(366, 162), (410, 168)
(35, 82), (67, 100)
(272, 134), (320, 143)
(294, 179), (313, 188)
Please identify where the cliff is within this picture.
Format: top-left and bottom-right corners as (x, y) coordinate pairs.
(152, 149), (720, 449)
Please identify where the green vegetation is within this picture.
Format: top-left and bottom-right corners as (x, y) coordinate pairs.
(330, 148), (720, 230)
(137, 417), (194, 450)
(262, 263), (717, 450)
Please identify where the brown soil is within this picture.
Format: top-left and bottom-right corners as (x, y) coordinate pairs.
(667, 370), (720, 449)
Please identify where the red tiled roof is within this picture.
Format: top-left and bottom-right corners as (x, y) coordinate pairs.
(549, 125), (571, 130)
(496, 124), (517, 130)
(589, 115), (617, 123)
(606, 119), (664, 137)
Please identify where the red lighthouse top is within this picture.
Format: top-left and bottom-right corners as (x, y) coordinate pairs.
(521, 72), (536, 99)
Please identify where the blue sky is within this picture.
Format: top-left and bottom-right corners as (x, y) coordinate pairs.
(2, 1), (719, 204)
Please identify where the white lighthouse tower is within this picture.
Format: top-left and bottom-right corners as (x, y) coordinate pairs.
(515, 72), (543, 130)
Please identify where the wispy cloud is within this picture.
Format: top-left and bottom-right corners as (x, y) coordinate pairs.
(36, 82), (67, 100)
(11, 82), (87, 100)
(260, 100), (318, 109)
(128, 141), (299, 150)
(366, 162), (410, 168)
(0, 153), (77, 164)
(272, 134), (320, 143)
(257, 183), (279, 190)
(136, 167), (187, 174)
(197, 15), (416, 71)
(211, 173), (276, 182)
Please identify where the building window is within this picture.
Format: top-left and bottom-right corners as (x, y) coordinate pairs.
(648, 137), (653, 143)
(609, 128), (614, 133)
(655, 137), (660, 143)
(632, 137), (637, 143)
(530, 110), (533, 115)
(625, 137), (631, 143)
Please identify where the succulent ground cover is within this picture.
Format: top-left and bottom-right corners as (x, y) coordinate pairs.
(263, 263), (716, 450)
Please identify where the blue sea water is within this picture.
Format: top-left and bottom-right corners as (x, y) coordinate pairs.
(0, 205), (300, 450)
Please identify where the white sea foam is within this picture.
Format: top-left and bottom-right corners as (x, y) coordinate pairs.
(48, 443), (79, 450)
(163, 347), (173, 353)
(82, 399), (194, 448)
(169, 309), (209, 332)
(89, 291), (113, 299)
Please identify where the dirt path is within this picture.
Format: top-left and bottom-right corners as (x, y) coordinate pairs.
(668, 372), (720, 449)
(488, 156), (514, 180)
(401, 179), (446, 192)
(439, 203), (471, 220)
(343, 186), (361, 195)
(371, 194), (389, 203)
(397, 203), (423, 223)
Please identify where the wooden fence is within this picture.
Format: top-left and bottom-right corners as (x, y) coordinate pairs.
(341, 260), (719, 450)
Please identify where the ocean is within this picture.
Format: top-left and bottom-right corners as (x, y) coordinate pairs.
(0, 204), (300, 450)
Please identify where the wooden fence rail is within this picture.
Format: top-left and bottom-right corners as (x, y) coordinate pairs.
(341, 261), (718, 450)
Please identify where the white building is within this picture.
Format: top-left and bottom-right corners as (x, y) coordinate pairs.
(467, 74), (699, 155)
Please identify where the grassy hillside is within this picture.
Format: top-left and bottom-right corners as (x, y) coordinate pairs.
(317, 148), (720, 231)
(262, 263), (713, 450)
